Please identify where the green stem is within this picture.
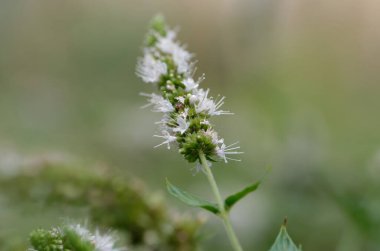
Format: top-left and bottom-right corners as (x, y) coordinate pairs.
(199, 152), (243, 251)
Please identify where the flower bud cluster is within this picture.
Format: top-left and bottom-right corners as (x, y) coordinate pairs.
(137, 16), (242, 164)
(29, 224), (124, 251)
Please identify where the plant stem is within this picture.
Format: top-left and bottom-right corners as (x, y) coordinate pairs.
(199, 152), (243, 251)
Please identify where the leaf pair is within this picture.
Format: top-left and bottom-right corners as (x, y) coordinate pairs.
(166, 179), (260, 215)
(166, 179), (303, 251)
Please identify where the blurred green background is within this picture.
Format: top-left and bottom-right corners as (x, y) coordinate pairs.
(1, 0), (380, 250)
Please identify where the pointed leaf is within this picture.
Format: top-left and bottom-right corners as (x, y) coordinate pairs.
(166, 179), (220, 214)
(224, 181), (260, 211)
(269, 225), (301, 251)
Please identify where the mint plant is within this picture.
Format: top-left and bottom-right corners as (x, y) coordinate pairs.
(136, 15), (266, 251)
(28, 224), (125, 251)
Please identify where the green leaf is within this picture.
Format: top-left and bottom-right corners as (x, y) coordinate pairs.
(224, 181), (260, 211)
(166, 178), (220, 214)
(269, 224), (301, 251)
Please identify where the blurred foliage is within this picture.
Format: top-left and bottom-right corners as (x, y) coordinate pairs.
(0, 157), (204, 251)
(29, 227), (93, 251)
(1, 1), (380, 250)
(323, 173), (380, 250)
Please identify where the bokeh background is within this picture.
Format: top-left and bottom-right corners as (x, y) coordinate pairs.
(1, 0), (380, 250)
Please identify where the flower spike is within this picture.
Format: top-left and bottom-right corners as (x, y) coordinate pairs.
(137, 16), (242, 165)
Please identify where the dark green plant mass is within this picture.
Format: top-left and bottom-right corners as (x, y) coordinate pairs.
(0, 158), (203, 251)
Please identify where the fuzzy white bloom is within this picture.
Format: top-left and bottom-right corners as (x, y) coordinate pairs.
(154, 130), (177, 149)
(172, 46), (192, 74)
(173, 116), (190, 134)
(157, 29), (193, 74)
(216, 142), (243, 163)
(194, 89), (214, 114)
(93, 230), (121, 251)
(69, 224), (123, 251)
(194, 89), (233, 116)
(136, 52), (167, 83)
(70, 224), (92, 239)
(182, 78), (198, 91)
(204, 129), (224, 145)
(188, 94), (198, 105)
(156, 30), (178, 54)
(141, 93), (174, 113)
(200, 119), (210, 126)
(175, 96), (186, 103)
(183, 75), (204, 92)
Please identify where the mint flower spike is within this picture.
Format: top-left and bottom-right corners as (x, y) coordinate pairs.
(137, 16), (247, 251)
(29, 223), (125, 251)
(68, 224), (123, 251)
(136, 16), (243, 165)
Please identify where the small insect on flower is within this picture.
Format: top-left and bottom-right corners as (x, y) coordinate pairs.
(175, 101), (185, 111)
(136, 16), (242, 165)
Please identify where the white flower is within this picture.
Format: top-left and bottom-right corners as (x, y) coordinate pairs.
(182, 78), (198, 91)
(194, 89), (233, 116)
(203, 129), (223, 145)
(216, 142), (243, 163)
(175, 96), (185, 103)
(136, 52), (167, 83)
(189, 94), (198, 105)
(141, 93), (174, 113)
(194, 90), (214, 114)
(68, 224), (124, 251)
(200, 119), (210, 126)
(172, 46), (192, 74)
(93, 230), (123, 251)
(154, 130), (177, 149)
(183, 74), (204, 92)
(209, 96), (233, 116)
(173, 116), (190, 134)
(156, 29), (193, 74)
(70, 224), (92, 240)
(156, 30), (178, 54)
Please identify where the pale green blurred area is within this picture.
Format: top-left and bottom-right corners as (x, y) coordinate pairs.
(1, 0), (380, 250)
